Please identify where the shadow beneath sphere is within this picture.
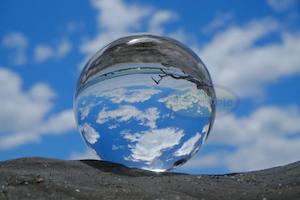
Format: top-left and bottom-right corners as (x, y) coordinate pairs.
(80, 159), (187, 177)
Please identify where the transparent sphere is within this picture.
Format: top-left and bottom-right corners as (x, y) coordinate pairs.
(74, 34), (216, 172)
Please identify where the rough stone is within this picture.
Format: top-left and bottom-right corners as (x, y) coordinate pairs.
(0, 157), (299, 200)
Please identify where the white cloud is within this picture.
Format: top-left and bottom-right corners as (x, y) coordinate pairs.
(198, 18), (300, 97)
(70, 147), (101, 160)
(29, 83), (56, 101)
(122, 127), (184, 163)
(149, 10), (177, 33)
(182, 152), (227, 169)
(91, 0), (150, 32)
(57, 40), (72, 58)
(34, 45), (54, 63)
(34, 40), (71, 63)
(79, 123), (100, 144)
(159, 88), (212, 114)
(2, 32), (28, 65)
(41, 110), (76, 134)
(97, 105), (139, 124)
(202, 12), (234, 34)
(226, 136), (300, 171)
(80, 32), (125, 60)
(0, 68), (54, 132)
(112, 144), (122, 150)
(80, 0), (150, 58)
(174, 133), (201, 157)
(2, 32), (27, 49)
(266, 0), (297, 11)
(80, 0), (177, 67)
(100, 88), (160, 103)
(180, 106), (300, 172)
(0, 109), (75, 150)
(0, 68), (76, 150)
(142, 107), (160, 129)
(97, 105), (159, 129)
(211, 106), (300, 145)
(79, 102), (97, 120)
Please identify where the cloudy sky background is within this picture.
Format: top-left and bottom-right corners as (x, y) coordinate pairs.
(0, 0), (299, 174)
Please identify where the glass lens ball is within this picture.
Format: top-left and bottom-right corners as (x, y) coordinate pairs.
(74, 34), (216, 172)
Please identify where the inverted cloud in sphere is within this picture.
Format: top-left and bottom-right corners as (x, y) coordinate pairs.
(122, 127), (184, 163)
(97, 105), (159, 129)
(79, 123), (100, 145)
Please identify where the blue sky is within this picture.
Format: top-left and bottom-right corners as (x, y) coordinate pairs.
(0, 0), (300, 174)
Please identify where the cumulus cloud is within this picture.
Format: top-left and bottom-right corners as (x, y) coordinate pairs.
(80, 0), (149, 57)
(181, 106), (300, 172)
(2, 32), (28, 65)
(34, 45), (54, 63)
(0, 68), (75, 150)
(39, 110), (75, 134)
(0, 110), (75, 150)
(149, 10), (177, 33)
(266, 0), (297, 11)
(202, 12), (234, 34)
(174, 133), (201, 157)
(211, 106), (300, 145)
(198, 18), (300, 97)
(79, 102), (97, 120)
(2, 32), (27, 49)
(159, 88), (212, 114)
(34, 40), (71, 63)
(80, 0), (177, 67)
(97, 105), (159, 129)
(97, 88), (160, 103)
(56, 40), (72, 57)
(100, 88), (160, 103)
(0, 68), (54, 132)
(122, 128), (184, 163)
(79, 123), (100, 144)
(91, 0), (150, 32)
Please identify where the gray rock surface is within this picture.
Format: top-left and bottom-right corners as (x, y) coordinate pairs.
(0, 157), (299, 200)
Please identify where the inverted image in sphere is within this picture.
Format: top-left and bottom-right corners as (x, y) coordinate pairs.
(74, 34), (216, 172)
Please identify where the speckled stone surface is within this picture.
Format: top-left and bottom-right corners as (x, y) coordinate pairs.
(0, 157), (299, 200)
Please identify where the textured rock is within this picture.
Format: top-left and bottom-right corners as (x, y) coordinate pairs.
(0, 157), (299, 200)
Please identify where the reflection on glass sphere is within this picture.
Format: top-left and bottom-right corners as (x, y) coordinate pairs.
(74, 34), (216, 172)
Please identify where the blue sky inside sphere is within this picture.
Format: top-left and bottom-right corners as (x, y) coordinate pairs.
(0, 0), (300, 174)
(74, 67), (213, 172)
